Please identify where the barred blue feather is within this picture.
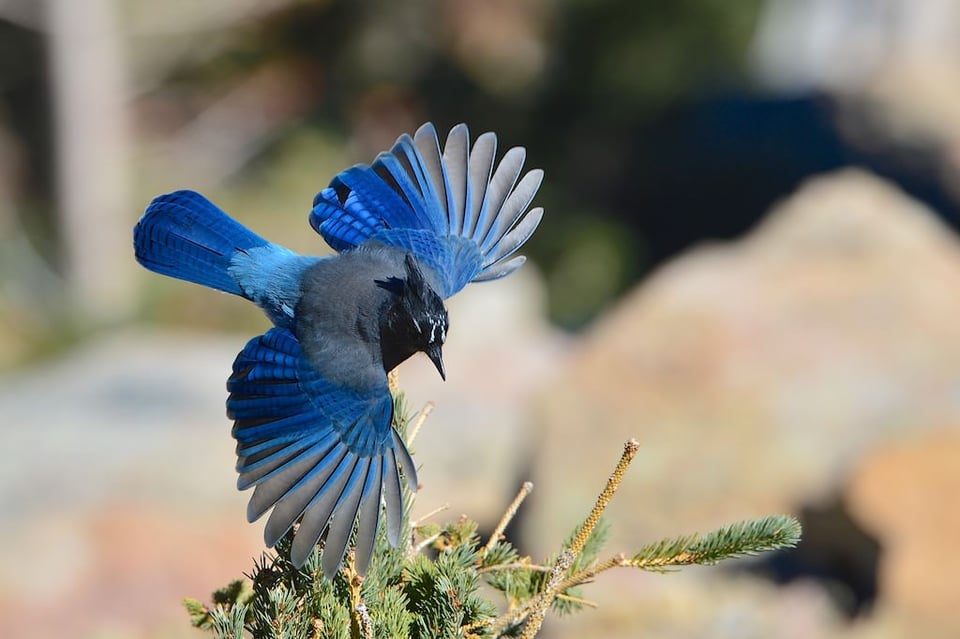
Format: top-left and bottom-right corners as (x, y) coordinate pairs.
(311, 123), (544, 297)
(134, 190), (269, 295)
(228, 328), (415, 575)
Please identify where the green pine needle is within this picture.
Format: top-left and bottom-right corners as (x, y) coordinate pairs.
(630, 514), (802, 571)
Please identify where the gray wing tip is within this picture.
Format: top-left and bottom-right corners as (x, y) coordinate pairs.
(246, 499), (262, 524)
(447, 122), (469, 136)
(474, 255), (527, 282)
(414, 121), (438, 139)
(391, 429), (420, 492)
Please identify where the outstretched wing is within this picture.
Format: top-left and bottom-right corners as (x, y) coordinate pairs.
(227, 328), (418, 578)
(310, 123), (544, 298)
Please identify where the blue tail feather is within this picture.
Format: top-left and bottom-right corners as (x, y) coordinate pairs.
(133, 189), (269, 296)
(247, 437), (343, 525)
(383, 448), (404, 546)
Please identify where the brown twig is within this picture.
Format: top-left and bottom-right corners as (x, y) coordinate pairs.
(567, 439), (639, 558)
(517, 550), (574, 639)
(489, 439), (641, 637)
(406, 401), (434, 445)
(481, 481), (534, 558)
(345, 551), (370, 639)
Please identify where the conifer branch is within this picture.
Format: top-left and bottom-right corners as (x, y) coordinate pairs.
(517, 549), (574, 639)
(489, 440), (637, 635)
(412, 502), (449, 526)
(567, 438), (639, 558)
(346, 551), (369, 639)
(629, 514), (803, 569)
(555, 592), (598, 608)
(355, 602), (374, 639)
(406, 401), (434, 445)
(482, 481), (534, 558)
(554, 515), (803, 594)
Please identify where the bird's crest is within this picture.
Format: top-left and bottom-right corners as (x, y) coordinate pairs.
(406, 254), (448, 346)
(381, 255), (448, 342)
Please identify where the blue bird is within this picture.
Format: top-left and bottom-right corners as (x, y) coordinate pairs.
(133, 123), (544, 578)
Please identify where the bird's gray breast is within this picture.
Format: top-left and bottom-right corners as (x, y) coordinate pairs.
(293, 248), (408, 391)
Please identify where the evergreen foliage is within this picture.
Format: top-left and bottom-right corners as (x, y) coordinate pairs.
(184, 395), (801, 638)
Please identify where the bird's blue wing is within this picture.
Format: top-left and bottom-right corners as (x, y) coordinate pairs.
(310, 123), (544, 298)
(227, 328), (417, 577)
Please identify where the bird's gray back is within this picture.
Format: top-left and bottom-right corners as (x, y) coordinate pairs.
(294, 246), (413, 391)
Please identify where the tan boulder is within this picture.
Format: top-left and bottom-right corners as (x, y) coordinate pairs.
(527, 169), (960, 636)
(849, 432), (960, 624)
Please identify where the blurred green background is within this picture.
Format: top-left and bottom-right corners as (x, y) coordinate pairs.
(3, 1), (960, 638)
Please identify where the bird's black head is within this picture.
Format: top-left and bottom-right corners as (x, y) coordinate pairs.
(377, 254), (449, 380)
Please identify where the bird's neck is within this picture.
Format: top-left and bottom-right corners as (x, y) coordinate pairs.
(379, 307), (419, 373)
(380, 339), (417, 374)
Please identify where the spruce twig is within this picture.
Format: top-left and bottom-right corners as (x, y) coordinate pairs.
(568, 439), (640, 558)
(412, 502), (450, 526)
(490, 439), (639, 635)
(629, 515), (802, 570)
(346, 551), (369, 639)
(482, 481), (534, 558)
(552, 514), (802, 594)
(406, 401), (434, 445)
(517, 550), (574, 639)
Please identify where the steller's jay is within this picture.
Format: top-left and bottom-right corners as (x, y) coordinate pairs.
(133, 123), (543, 578)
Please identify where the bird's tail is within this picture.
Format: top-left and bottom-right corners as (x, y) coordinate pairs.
(134, 190), (269, 296)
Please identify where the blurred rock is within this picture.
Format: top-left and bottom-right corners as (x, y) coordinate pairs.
(539, 573), (847, 639)
(0, 330), (264, 639)
(528, 169), (960, 635)
(849, 432), (960, 625)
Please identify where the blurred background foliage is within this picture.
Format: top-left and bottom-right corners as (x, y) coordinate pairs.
(0, 0), (769, 362)
(4, 0), (960, 361)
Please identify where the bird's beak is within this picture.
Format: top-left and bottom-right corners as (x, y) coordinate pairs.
(426, 344), (446, 381)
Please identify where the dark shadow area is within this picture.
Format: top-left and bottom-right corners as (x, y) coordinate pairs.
(526, 92), (960, 325)
(530, 91), (960, 262)
(590, 93), (959, 264)
(737, 495), (881, 619)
